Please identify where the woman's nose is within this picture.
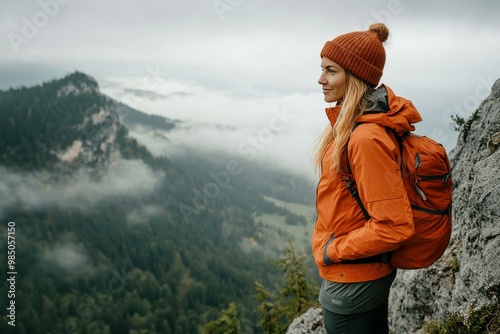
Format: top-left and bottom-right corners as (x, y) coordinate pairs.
(318, 74), (326, 85)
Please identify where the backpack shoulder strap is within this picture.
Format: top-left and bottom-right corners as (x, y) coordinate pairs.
(342, 125), (371, 221)
(340, 123), (394, 264)
(343, 123), (401, 220)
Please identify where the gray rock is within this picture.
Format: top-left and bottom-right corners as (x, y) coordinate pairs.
(286, 307), (326, 334)
(389, 78), (500, 333)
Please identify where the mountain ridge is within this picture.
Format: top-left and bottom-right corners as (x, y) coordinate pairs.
(0, 71), (317, 334)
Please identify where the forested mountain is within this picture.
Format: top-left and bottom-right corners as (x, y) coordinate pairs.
(0, 72), (317, 334)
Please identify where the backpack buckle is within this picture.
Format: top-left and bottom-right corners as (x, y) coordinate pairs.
(341, 176), (357, 198)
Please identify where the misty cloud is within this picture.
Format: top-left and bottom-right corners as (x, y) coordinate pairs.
(0, 159), (163, 217)
(123, 88), (168, 100)
(1, 0), (499, 175)
(122, 94), (323, 177)
(38, 233), (103, 279)
(121, 88), (193, 101)
(42, 242), (91, 273)
(126, 204), (164, 225)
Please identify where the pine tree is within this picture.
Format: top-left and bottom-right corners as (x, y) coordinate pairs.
(276, 241), (318, 321)
(202, 302), (241, 334)
(254, 241), (319, 333)
(254, 281), (286, 334)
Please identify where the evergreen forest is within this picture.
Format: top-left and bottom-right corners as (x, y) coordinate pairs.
(0, 72), (319, 334)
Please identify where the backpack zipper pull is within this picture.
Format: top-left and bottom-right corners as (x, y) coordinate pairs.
(415, 180), (427, 201)
(415, 152), (422, 169)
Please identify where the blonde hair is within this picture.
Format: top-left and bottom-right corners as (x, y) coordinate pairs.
(313, 72), (372, 173)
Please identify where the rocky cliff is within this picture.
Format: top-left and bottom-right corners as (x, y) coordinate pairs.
(388, 77), (500, 333)
(287, 78), (500, 334)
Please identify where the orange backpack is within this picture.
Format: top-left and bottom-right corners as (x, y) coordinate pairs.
(344, 128), (453, 269)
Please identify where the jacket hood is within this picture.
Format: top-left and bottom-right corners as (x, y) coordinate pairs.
(325, 84), (422, 136)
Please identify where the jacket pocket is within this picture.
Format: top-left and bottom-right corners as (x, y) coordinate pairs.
(323, 234), (335, 266)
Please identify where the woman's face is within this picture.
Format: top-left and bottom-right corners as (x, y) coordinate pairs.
(318, 57), (346, 103)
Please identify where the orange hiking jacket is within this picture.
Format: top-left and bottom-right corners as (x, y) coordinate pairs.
(312, 85), (421, 283)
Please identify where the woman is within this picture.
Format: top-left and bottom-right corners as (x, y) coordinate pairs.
(312, 23), (420, 333)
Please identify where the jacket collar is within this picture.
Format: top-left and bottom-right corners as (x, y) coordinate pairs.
(325, 104), (342, 127)
(324, 84), (423, 135)
(356, 84), (422, 135)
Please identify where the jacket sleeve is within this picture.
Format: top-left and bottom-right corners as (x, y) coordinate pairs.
(326, 125), (415, 262)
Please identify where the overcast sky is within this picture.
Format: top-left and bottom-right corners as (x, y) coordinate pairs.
(1, 0), (499, 175)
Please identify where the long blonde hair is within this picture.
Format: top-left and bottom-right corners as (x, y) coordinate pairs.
(313, 72), (373, 173)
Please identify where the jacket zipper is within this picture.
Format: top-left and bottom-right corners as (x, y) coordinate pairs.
(323, 234), (335, 266)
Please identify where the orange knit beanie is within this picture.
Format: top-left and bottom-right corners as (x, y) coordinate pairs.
(320, 23), (389, 86)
